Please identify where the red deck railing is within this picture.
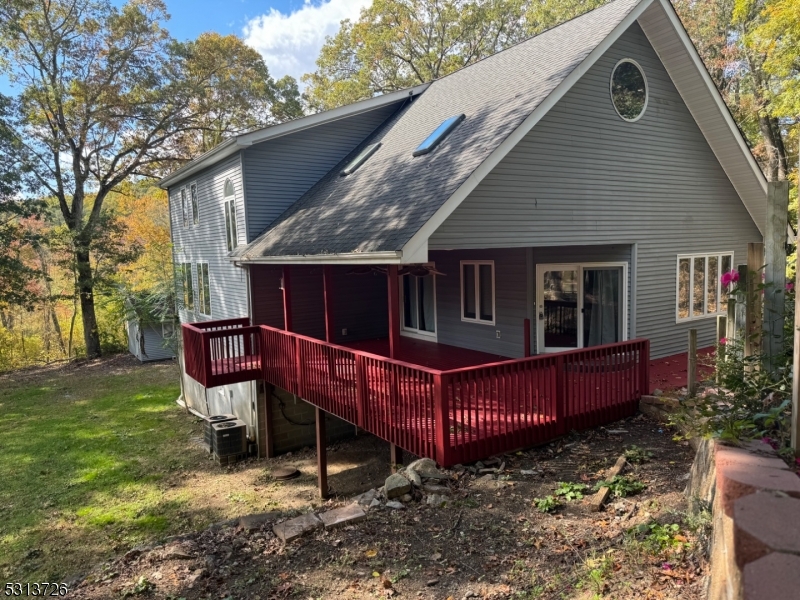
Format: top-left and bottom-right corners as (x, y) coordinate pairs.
(182, 319), (262, 387)
(182, 321), (649, 466)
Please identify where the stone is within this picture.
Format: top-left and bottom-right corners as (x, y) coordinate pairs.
(239, 511), (280, 531)
(369, 498), (381, 509)
(404, 469), (422, 487)
(272, 512), (323, 543)
(318, 504), (367, 529)
(743, 552), (800, 600)
(734, 492), (800, 568)
(426, 494), (447, 507)
(478, 468), (497, 475)
(400, 494), (413, 502)
(385, 473), (412, 499)
(186, 569), (206, 588)
(715, 444), (790, 472)
(717, 464), (800, 517)
(407, 458), (441, 478)
(386, 501), (405, 509)
(423, 483), (450, 494)
(161, 543), (195, 560)
(354, 489), (378, 507)
(520, 469), (538, 476)
(653, 388), (663, 396)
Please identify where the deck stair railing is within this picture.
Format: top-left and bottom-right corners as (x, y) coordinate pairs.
(182, 321), (649, 466)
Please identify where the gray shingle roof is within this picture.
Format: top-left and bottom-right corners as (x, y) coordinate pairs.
(234, 0), (642, 260)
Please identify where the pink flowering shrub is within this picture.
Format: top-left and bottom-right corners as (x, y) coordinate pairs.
(720, 270), (740, 287)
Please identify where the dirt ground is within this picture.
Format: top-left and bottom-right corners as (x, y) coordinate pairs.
(68, 413), (707, 600)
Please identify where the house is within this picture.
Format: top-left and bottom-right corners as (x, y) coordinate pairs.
(160, 0), (766, 488)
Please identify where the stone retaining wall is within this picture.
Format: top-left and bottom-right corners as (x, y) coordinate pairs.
(685, 437), (800, 599)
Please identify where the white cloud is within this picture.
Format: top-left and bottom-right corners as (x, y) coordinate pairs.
(243, 0), (369, 83)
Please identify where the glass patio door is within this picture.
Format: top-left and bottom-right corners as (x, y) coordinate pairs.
(539, 267), (580, 352)
(537, 264), (626, 352)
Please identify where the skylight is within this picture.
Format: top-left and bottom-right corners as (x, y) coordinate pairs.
(340, 143), (381, 176)
(412, 114), (465, 157)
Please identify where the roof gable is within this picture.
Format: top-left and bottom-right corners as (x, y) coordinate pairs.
(235, 0), (766, 263)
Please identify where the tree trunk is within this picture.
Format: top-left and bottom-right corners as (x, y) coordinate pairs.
(75, 247), (101, 358)
(758, 113), (789, 181)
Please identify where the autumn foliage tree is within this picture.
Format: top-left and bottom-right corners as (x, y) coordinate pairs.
(0, 0), (299, 357)
(302, 0), (605, 111)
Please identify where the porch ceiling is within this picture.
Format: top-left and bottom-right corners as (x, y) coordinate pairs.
(343, 337), (509, 371)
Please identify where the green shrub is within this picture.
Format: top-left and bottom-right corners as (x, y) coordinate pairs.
(593, 476), (646, 498)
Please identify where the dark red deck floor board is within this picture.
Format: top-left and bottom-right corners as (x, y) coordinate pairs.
(649, 346), (715, 392)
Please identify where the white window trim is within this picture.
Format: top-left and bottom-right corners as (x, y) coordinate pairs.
(460, 260), (496, 325)
(223, 180), (238, 252)
(190, 182), (199, 226)
(196, 261), (212, 317)
(535, 262), (629, 353)
(180, 261), (195, 313)
(399, 266), (438, 341)
(675, 252), (734, 323)
(180, 187), (188, 227)
(610, 58), (649, 123)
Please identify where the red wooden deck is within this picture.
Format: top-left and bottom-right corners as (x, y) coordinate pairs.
(649, 347), (715, 392)
(183, 320), (650, 466)
(344, 337), (509, 370)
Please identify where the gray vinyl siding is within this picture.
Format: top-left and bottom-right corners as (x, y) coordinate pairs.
(169, 154), (253, 432)
(429, 23), (762, 359)
(169, 154), (249, 325)
(431, 248), (528, 358)
(241, 104), (403, 241)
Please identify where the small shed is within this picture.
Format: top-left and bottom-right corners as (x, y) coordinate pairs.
(126, 319), (176, 363)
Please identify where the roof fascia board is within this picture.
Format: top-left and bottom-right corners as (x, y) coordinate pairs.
(641, 0), (767, 231)
(400, 0), (655, 260)
(231, 251), (405, 265)
(158, 84), (430, 189)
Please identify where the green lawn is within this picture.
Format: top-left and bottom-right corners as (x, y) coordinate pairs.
(0, 358), (198, 581)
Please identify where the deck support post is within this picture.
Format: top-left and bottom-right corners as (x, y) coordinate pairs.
(323, 266), (335, 343)
(390, 443), (403, 472)
(282, 266), (293, 332)
(387, 265), (400, 359)
(316, 407), (328, 499)
(261, 382), (275, 459)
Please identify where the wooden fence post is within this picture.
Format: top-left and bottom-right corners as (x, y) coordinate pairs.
(792, 198), (800, 455)
(745, 244), (764, 369)
(726, 297), (737, 343)
(433, 373), (449, 466)
(716, 316), (726, 383)
(688, 328), (697, 397)
(764, 181), (789, 375)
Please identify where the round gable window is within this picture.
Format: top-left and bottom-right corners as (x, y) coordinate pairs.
(610, 59), (647, 122)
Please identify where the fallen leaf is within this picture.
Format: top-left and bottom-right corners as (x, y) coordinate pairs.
(372, 571), (381, 578)
(430, 552), (442, 561)
(365, 549), (378, 558)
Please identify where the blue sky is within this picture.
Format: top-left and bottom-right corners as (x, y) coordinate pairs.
(1, 0), (369, 95)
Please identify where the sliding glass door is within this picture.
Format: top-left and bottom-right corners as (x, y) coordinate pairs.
(536, 263), (626, 353)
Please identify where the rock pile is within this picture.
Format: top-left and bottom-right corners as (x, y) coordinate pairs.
(353, 458), (453, 512)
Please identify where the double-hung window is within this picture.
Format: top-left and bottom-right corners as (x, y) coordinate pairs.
(677, 253), (733, 321)
(180, 188), (188, 227)
(179, 262), (194, 311)
(196, 263), (211, 316)
(461, 260), (495, 324)
(223, 179), (238, 252)
(401, 269), (436, 339)
(190, 183), (199, 225)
